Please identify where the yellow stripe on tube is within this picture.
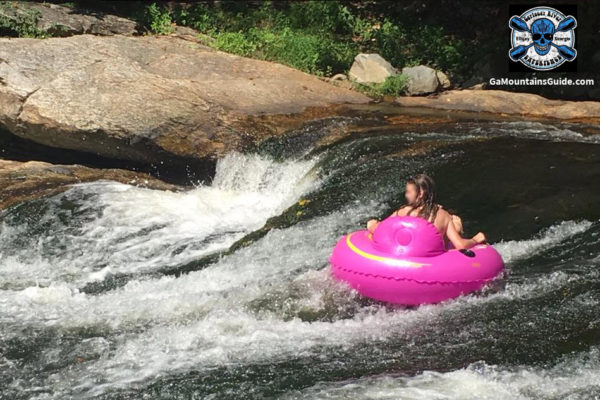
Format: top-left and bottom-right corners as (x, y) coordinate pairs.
(346, 232), (430, 268)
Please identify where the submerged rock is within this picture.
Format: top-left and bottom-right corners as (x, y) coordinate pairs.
(0, 158), (182, 210)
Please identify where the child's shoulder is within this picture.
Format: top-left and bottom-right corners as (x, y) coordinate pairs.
(392, 205), (410, 216)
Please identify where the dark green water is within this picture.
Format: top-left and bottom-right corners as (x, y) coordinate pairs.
(0, 107), (599, 399)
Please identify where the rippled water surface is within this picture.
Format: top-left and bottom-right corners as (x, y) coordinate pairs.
(1, 109), (599, 399)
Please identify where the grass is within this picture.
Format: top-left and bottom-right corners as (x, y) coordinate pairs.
(209, 26), (356, 77)
(351, 74), (410, 99)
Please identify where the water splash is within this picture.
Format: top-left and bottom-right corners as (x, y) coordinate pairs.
(494, 220), (594, 264)
(0, 151), (322, 290)
(281, 346), (600, 400)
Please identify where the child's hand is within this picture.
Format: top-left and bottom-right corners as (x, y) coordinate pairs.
(472, 232), (487, 244)
(367, 219), (379, 233)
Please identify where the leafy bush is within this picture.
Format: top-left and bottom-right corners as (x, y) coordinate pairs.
(254, 27), (356, 76)
(379, 74), (409, 95)
(366, 18), (464, 75)
(212, 31), (257, 57)
(136, 1), (468, 84)
(0, 2), (47, 38)
(287, 1), (354, 35)
(351, 74), (409, 98)
(210, 25), (356, 76)
(141, 2), (174, 35)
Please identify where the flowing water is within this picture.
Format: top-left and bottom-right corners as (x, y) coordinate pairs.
(1, 106), (599, 399)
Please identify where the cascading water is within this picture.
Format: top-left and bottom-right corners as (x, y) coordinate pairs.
(1, 114), (599, 399)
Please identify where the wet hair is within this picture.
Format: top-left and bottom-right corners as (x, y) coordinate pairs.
(405, 174), (440, 222)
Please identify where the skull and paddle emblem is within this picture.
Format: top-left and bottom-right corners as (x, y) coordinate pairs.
(508, 7), (577, 71)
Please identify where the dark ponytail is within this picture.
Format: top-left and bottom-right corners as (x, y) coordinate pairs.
(405, 174), (440, 222)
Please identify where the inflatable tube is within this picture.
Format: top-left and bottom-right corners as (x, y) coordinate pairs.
(328, 215), (505, 305)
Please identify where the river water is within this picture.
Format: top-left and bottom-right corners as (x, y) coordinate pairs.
(1, 106), (599, 399)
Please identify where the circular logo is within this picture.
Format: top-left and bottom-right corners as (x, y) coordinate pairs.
(508, 7), (577, 71)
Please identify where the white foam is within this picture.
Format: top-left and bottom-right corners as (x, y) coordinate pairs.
(2, 152), (597, 399)
(0, 151), (322, 289)
(281, 346), (600, 400)
(494, 220), (593, 264)
(0, 202), (383, 331)
(473, 121), (600, 144)
(20, 203), (453, 398)
(36, 294), (455, 399)
(19, 210), (598, 399)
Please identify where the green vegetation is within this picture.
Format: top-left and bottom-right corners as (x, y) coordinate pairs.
(0, 1), (48, 38)
(351, 74), (410, 98)
(207, 26), (356, 77)
(138, 1), (467, 81)
(0, 0), (472, 92)
(139, 2), (174, 35)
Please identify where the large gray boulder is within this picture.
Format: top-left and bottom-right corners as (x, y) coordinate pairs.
(348, 53), (397, 84)
(401, 65), (440, 96)
(0, 34), (370, 165)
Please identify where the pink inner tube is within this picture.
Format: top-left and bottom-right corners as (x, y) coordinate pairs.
(328, 215), (505, 306)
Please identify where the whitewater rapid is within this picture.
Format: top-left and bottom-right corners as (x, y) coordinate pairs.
(1, 119), (598, 399)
